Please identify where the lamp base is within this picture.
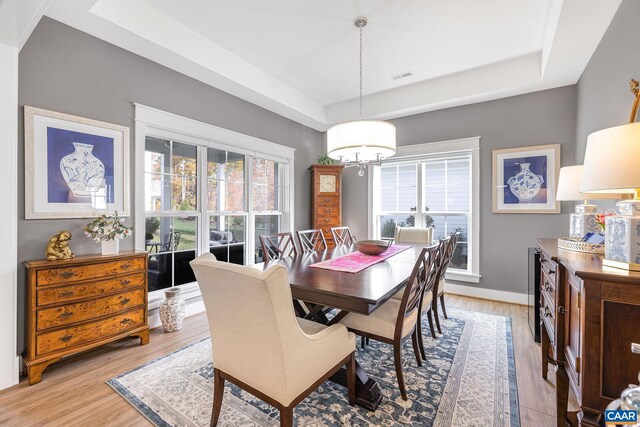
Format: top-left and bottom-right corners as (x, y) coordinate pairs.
(602, 258), (640, 272)
(604, 200), (640, 270)
(569, 203), (599, 238)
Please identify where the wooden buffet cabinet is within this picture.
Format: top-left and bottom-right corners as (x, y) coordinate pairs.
(309, 164), (345, 247)
(537, 238), (640, 426)
(22, 251), (150, 385)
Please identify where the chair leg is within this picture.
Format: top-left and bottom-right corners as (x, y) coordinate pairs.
(393, 344), (408, 401)
(417, 313), (427, 361)
(427, 309), (437, 339)
(360, 335), (365, 349)
(280, 406), (294, 427)
(440, 294), (448, 319)
(366, 337), (370, 345)
(433, 301), (443, 335)
(211, 368), (225, 427)
(411, 331), (423, 367)
(346, 352), (356, 406)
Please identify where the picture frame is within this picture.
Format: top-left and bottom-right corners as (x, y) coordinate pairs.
(492, 143), (561, 214)
(24, 106), (130, 219)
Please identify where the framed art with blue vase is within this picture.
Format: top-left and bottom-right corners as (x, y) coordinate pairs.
(492, 144), (561, 214)
(24, 106), (130, 219)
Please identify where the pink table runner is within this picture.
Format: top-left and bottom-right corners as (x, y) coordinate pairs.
(309, 245), (411, 273)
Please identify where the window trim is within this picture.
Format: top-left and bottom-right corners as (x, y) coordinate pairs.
(368, 136), (481, 283)
(134, 104), (296, 299)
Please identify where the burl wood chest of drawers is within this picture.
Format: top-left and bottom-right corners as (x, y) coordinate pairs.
(22, 251), (150, 385)
(537, 238), (640, 427)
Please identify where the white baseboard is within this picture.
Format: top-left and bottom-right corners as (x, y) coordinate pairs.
(445, 283), (528, 305)
(148, 298), (206, 329)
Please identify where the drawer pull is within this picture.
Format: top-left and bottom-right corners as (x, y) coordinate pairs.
(543, 281), (551, 292)
(324, 219), (330, 223)
(120, 279), (131, 285)
(59, 271), (75, 279)
(59, 334), (73, 343)
(120, 298), (131, 305)
(547, 268), (555, 275)
(120, 318), (132, 325)
(324, 198), (331, 202)
(631, 343), (640, 354)
(558, 306), (566, 315)
(58, 312), (73, 319)
(543, 307), (552, 318)
(59, 290), (74, 297)
(120, 264), (131, 271)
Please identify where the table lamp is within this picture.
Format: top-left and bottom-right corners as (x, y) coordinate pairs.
(581, 79), (640, 270)
(556, 165), (622, 238)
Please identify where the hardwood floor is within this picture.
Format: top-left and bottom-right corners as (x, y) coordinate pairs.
(0, 295), (558, 426)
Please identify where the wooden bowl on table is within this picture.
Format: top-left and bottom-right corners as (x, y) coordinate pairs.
(355, 240), (392, 256)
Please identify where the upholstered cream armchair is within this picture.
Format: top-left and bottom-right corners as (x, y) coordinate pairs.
(190, 253), (356, 427)
(394, 226), (433, 244)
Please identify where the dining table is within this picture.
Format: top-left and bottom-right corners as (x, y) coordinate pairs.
(251, 243), (427, 411)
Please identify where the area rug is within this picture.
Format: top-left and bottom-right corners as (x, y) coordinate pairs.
(107, 308), (520, 426)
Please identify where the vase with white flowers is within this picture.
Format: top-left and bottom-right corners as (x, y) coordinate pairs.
(84, 211), (132, 255)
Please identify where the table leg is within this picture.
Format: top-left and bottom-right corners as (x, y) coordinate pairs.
(306, 304), (383, 410)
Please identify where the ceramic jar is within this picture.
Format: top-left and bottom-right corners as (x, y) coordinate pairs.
(59, 142), (106, 197)
(159, 288), (186, 332)
(507, 163), (544, 201)
(101, 239), (120, 255)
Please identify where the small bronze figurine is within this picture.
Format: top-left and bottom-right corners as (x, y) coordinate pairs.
(46, 231), (75, 261)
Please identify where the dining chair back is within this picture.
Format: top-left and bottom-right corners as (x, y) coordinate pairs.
(190, 253), (356, 426)
(330, 226), (356, 246)
(433, 232), (461, 327)
(394, 226), (433, 244)
(296, 229), (327, 253)
(259, 232), (298, 262)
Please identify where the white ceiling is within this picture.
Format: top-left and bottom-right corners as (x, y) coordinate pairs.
(43, 0), (622, 131)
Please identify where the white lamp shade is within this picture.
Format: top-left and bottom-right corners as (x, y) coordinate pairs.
(327, 120), (396, 162)
(556, 165), (624, 201)
(581, 122), (640, 194)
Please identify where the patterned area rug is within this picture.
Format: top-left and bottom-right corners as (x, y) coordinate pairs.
(108, 308), (520, 426)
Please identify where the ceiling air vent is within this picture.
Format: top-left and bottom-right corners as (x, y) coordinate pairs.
(391, 71), (413, 81)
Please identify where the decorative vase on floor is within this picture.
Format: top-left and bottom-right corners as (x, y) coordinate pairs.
(101, 239), (119, 255)
(159, 288), (186, 332)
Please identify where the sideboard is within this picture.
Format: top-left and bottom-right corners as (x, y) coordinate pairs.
(22, 251), (150, 384)
(537, 238), (640, 426)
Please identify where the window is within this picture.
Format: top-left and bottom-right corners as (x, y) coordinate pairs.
(135, 105), (295, 297)
(370, 138), (480, 281)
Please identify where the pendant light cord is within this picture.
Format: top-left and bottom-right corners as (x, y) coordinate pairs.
(359, 24), (363, 120)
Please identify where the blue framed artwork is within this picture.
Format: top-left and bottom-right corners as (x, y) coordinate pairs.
(492, 144), (560, 213)
(25, 106), (130, 219)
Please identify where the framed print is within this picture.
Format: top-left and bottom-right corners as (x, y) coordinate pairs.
(25, 106), (130, 219)
(492, 144), (560, 214)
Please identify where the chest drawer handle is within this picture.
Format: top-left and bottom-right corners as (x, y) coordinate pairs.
(547, 268), (555, 275)
(325, 208), (332, 212)
(558, 306), (566, 315)
(120, 264), (131, 271)
(59, 271), (75, 279)
(59, 334), (73, 343)
(59, 290), (74, 297)
(324, 219), (330, 223)
(120, 298), (131, 305)
(120, 279), (131, 285)
(543, 307), (552, 318)
(543, 281), (551, 292)
(120, 318), (132, 325)
(58, 312), (74, 319)
(324, 198), (331, 202)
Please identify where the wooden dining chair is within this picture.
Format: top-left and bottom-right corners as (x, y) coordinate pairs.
(434, 232), (460, 329)
(259, 232), (298, 262)
(330, 226), (356, 246)
(296, 229), (327, 253)
(339, 244), (440, 400)
(190, 253), (356, 427)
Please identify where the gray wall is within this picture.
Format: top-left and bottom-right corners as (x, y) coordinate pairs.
(17, 18), (323, 351)
(575, 0), (640, 164)
(343, 86), (577, 294)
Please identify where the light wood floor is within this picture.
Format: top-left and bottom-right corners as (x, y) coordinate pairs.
(0, 295), (558, 426)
